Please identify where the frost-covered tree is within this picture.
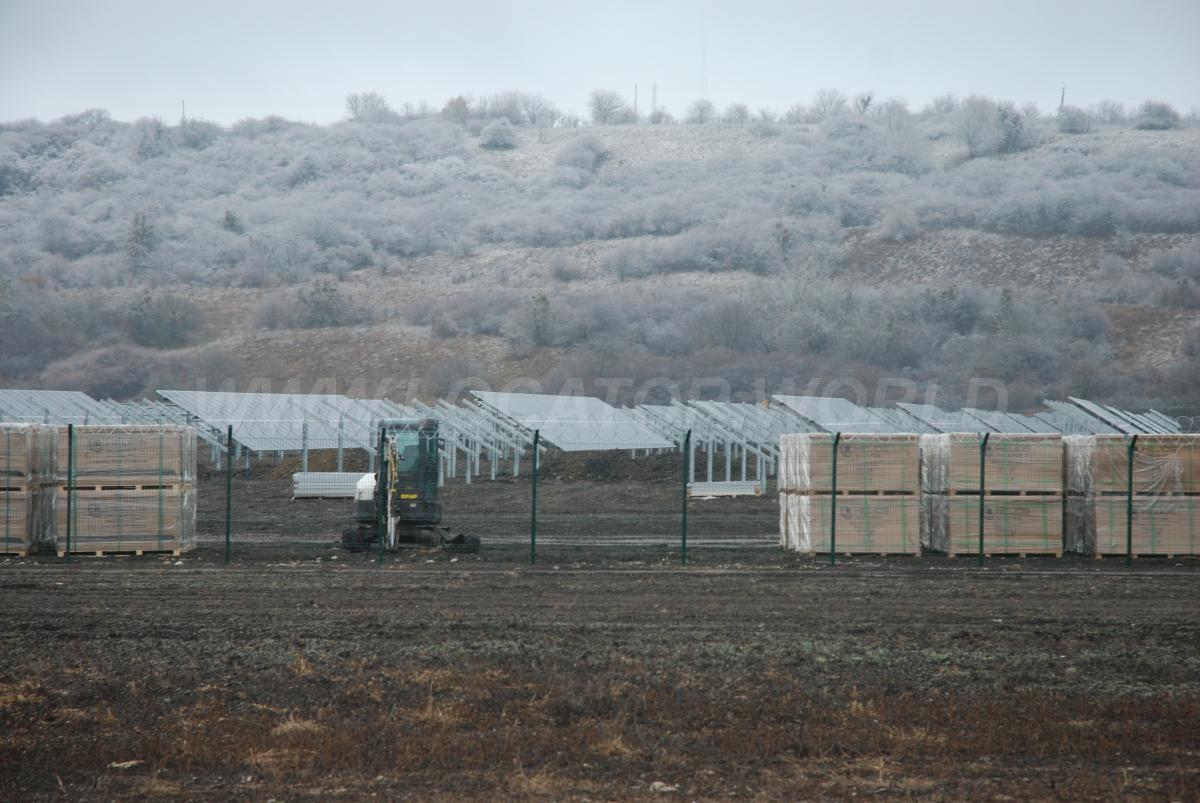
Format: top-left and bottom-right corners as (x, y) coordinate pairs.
(519, 93), (558, 127)
(588, 90), (630, 125)
(958, 95), (1000, 157)
(811, 89), (848, 118)
(441, 95), (470, 123)
(1092, 100), (1125, 123)
(345, 91), (397, 123)
(126, 213), (157, 275)
(721, 103), (750, 123)
(685, 100), (716, 124)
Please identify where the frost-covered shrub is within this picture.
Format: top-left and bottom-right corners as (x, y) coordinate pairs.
(879, 207), (921, 240)
(480, 117), (517, 150)
(1057, 105), (1092, 134)
(555, 136), (609, 172)
(1134, 101), (1181, 131)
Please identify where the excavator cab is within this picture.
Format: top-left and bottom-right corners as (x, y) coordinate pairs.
(342, 418), (478, 552)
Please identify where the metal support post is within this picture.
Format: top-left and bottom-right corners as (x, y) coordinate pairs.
(377, 427), (387, 565)
(1126, 434), (1138, 567)
(65, 424), (74, 562)
(301, 421), (309, 472)
(336, 418), (344, 472)
(978, 433), (990, 567)
(531, 430), (539, 565)
(224, 425), (233, 564)
(830, 432), (840, 565)
(682, 430), (691, 565)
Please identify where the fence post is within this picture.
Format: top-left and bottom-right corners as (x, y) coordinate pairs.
(830, 432), (840, 566)
(978, 432), (990, 567)
(224, 425), (233, 564)
(530, 430), (539, 566)
(377, 426), (386, 565)
(681, 429), (691, 565)
(65, 424), (74, 563)
(1126, 434), (1138, 567)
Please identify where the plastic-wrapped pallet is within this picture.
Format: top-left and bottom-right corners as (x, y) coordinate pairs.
(46, 425), (199, 556)
(779, 433), (920, 554)
(49, 425), (197, 487)
(1, 424), (36, 487)
(921, 433), (1064, 556)
(922, 433), (1062, 494)
(0, 424), (55, 555)
(50, 487), (196, 555)
(1065, 435), (1199, 556)
(1067, 434), (1199, 496)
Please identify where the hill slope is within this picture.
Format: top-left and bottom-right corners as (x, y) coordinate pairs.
(1, 108), (1198, 412)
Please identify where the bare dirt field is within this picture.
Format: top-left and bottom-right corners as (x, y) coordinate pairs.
(1, 551), (1198, 801)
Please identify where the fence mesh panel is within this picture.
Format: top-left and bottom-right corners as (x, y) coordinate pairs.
(6, 419), (1195, 563)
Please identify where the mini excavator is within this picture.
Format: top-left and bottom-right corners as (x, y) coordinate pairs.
(341, 418), (479, 553)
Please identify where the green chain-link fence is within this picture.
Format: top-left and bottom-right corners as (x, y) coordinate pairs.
(5, 421), (1196, 564)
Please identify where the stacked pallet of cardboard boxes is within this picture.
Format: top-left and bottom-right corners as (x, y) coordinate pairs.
(0, 425), (53, 555)
(48, 426), (197, 556)
(780, 433), (921, 554)
(922, 434), (1064, 556)
(1065, 435), (1199, 557)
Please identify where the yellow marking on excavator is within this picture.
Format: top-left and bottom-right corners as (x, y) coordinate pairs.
(398, 493), (418, 499)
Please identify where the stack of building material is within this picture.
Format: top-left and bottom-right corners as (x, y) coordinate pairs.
(0, 424), (51, 555)
(1065, 435), (1199, 557)
(779, 433), (920, 554)
(922, 434), (1064, 556)
(48, 426), (197, 555)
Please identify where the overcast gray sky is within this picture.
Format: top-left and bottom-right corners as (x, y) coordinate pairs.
(2, 0), (1197, 124)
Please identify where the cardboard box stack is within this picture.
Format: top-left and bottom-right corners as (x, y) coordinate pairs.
(1065, 435), (1199, 557)
(0, 424), (51, 555)
(48, 426), (197, 555)
(922, 433), (1064, 556)
(779, 433), (920, 554)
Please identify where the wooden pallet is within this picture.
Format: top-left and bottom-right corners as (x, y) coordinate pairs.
(947, 551), (1062, 558)
(1094, 490), (1200, 497)
(1093, 552), (1196, 559)
(781, 489), (917, 496)
(57, 483), (187, 493)
(945, 488), (1061, 496)
(788, 548), (925, 558)
(57, 547), (183, 557)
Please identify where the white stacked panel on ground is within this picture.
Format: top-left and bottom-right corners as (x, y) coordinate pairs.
(922, 434), (1063, 556)
(1066, 435), (1199, 557)
(45, 426), (198, 556)
(779, 434), (920, 555)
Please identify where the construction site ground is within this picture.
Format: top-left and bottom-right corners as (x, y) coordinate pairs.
(1, 550), (1198, 800)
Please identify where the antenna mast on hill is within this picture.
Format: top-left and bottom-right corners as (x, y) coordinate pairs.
(181, 99), (186, 124)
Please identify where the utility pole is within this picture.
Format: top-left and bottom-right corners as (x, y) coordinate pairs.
(181, 99), (186, 124)
(634, 84), (638, 121)
(1059, 87), (1065, 113)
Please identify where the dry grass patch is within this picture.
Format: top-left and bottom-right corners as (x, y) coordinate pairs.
(272, 715), (326, 737)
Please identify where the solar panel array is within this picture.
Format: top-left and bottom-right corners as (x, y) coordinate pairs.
(157, 390), (412, 452)
(0, 387), (1184, 477)
(0, 389), (126, 425)
(472, 391), (673, 452)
